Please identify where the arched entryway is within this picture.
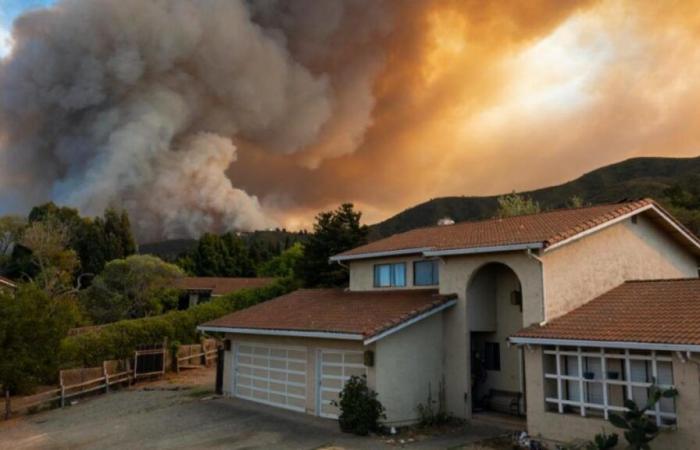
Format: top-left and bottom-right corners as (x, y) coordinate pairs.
(467, 262), (525, 415)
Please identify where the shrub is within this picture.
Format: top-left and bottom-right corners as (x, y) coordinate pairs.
(609, 383), (678, 450)
(59, 278), (297, 368)
(333, 375), (385, 436)
(417, 380), (451, 427)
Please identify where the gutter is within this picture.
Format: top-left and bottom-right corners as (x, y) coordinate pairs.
(509, 336), (700, 353)
(329, 247), (433, 263)
(422, 242), (543, 257)
(197, 326), (364, 341)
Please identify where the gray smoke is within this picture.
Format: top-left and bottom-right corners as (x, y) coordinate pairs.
(0, 0), (390, 240)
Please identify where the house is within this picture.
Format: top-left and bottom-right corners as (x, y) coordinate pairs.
(198, 199), (700, 445)
(175, 277), (277, 309)
(0, 275), (16, 291)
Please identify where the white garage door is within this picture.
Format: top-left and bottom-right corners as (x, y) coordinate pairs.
(233, 343), (307, 412)
(317, 350), (367, 418)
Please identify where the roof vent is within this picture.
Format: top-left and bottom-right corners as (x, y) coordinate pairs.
(437, 217), (455, 226)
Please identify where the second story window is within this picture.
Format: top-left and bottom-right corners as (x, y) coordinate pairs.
(414, 260), (439, 286)
(374, 263), (406, 287)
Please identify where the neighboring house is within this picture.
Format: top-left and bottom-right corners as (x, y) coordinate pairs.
(198, 199), (700, 445)
(0, 275), (16, 291)
(176, 277), (277, 309)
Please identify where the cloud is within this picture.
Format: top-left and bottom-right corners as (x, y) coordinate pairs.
(2, 0), (700, 236)
(0, 24), (11, 58)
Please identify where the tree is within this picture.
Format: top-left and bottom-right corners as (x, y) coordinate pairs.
(25, 202), (137, 277)
(567, 195), (586, 208)
(80, 255), (184, 324)
(179, 232), (255, 277)
(0, 216), (26, 271)
(496, 192), (541, 218)
(295, 203), (368, 287)
(258, 242), (304, 278)
(0, 283), (80, 400)
(20, 219), (80, 297)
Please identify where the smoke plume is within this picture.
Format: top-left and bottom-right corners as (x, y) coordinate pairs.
(2, 1), (700, 238)
(0, 0), (388, 240)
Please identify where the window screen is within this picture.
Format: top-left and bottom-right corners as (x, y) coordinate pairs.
(414, 260), (439, 286)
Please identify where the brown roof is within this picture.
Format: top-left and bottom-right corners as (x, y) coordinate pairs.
(0, 275), (16, 289)
(175, 277), (276, 296)
(334, 199), (700, 259)
(512, 279), (700, 347)
(200, 289), (457, 339)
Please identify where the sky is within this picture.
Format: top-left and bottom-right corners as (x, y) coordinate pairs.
(1, 0), (699, 239)
(0, 0), (52, 57)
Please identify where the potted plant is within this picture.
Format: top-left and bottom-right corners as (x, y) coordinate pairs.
(606, 371), (620, 380)
(583, 371), (595, 380)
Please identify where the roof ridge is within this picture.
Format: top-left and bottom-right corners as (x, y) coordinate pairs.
(367, 199), (653, 243)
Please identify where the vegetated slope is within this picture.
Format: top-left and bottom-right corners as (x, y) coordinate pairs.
(369, 155), (700, 240)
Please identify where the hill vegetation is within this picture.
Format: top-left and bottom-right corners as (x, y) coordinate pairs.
(369, 156), (700, 239)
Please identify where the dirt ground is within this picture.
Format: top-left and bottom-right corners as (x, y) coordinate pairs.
(0, 367), (513, 450)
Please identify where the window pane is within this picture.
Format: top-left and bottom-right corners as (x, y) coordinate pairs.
(393, 263), (406, 287)
(374, 265), (391, 287)
(414, 260), (438, 286)
(657, 361), (673, 386)
(630, 360), (650, 383)
(484, 342), (500, 371)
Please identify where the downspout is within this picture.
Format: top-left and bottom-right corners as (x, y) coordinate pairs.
(526, 248), (547, 326)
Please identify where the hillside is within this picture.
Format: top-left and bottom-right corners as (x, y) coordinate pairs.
(368, 156), (700, 239)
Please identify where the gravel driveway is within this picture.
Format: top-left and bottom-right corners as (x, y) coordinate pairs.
(0, 375), (509, 449)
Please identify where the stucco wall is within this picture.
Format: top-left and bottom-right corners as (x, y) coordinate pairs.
(348, 255), (439, 291)
(375, 312), (445, 425)
(222, 334), (371, 415)
(438, 252), (544, 419)
(524, 347), (700, 448)
(542, 215), (698, 320)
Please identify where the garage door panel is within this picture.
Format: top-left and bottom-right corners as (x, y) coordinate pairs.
(318, 350), (367, 419)
(234, 343), (307, 413)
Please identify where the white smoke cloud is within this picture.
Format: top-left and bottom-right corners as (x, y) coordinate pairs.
(0, 0), (389, 240)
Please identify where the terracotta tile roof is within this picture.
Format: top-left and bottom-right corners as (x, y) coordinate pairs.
(512, 278), (700, 346)
(0, 275), (16, 289)
(200, 289), (457, 339)
(175, 277), (276, 296)
(335, 199), (700, 259)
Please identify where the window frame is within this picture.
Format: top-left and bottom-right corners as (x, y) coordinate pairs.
(373, 262), (407, 288)
(413, 259), (439, 286)
(542, 345), (676, 427)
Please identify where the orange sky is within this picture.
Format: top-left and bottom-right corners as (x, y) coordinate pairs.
(231, 0), (700, 229)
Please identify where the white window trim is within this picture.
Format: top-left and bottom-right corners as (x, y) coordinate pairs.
(542, 345), (676, 426)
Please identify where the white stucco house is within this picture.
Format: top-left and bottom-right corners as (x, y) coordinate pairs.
(199, 199), (700, 446)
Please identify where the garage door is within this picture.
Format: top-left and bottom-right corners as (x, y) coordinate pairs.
(317, 350), (367, 418)
(233, 343), (307, 412)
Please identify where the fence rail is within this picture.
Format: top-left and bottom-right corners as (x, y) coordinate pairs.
(3, 338), (220, 419)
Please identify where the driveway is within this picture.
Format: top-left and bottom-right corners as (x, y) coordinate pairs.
(0, 383), (511, 449)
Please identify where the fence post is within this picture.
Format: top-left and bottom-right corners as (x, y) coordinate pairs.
(60, 384), (65, 408)
(103, 361), (109, 394)
(4, 389), (10, 420)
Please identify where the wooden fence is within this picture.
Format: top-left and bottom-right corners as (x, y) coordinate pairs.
(2, 339), (220, 419)
(2, 359), (132, 418)
(175, 339), (218, 372)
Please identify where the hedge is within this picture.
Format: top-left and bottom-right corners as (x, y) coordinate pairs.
(59, 277), (298, 368)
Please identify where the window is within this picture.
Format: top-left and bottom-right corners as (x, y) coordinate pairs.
(414, 260), (439, 286)
(542, 346), (676, 426)
(484, 342), (501, 371)
(373, 263), (406, 287)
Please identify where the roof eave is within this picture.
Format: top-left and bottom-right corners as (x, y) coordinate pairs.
(329, 247), (433, 262)
(196, 326), (364, 341)
(509, 336), (700, 353)
(423, 242), (543, 257)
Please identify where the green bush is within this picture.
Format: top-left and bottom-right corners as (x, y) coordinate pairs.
(333, 375), (385, 436)
(59, 278), (297, 368)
